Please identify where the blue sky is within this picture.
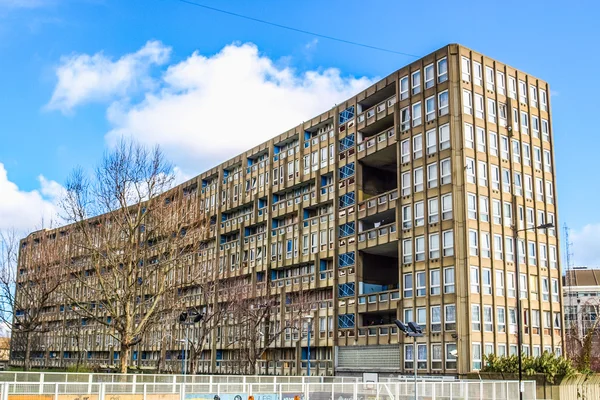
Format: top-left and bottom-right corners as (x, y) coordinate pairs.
(0, 0), (599, 265)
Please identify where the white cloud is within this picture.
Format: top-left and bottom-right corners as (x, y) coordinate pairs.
(46, 40), (171, 113)
(571, 223), (600, 268)
(101, 42), (375, 170)
(0, 163), (62, 233)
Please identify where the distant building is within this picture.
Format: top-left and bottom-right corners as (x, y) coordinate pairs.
(563, 268), (600, 370)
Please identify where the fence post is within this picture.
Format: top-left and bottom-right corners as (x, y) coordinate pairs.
(304, 383), (309, 400)
(143, 383), (147, 400)
(133, 374), (137, 394)
(432, 382), (435, 400)
(173, 376), (177, 393)
(180, 383), (186, 400)
(3, 382), (10, 400)
(449, 382), (453, 400)
(99, 382), (105, 400)
(39, 373), (44, 395)
(331, 383), (334, 400)
(209, 376), (213, 394)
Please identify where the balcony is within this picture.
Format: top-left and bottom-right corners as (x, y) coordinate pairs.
(357, 189), (398, 220)
(356, 95), (397, 133)
(357, 127), (397, 159)
(357, 223), (397, 250)
(357, 289), (400, 313)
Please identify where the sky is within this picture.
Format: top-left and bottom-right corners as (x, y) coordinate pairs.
(0, 0), (599, 267)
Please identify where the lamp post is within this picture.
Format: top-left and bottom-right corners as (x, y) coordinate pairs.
(304, 316), (313, 377)
(178, 311), (204, 376)
(513, 220), (554, 400)
(395, 320), (423, 400)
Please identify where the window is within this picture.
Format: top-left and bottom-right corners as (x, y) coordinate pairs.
(438, 58), (448, 83)
(508, 76), (517, 99)
(503, 202), (513, 227)
(403, 273), (413, 297)
(417, 343), (427, 369)
(519, 80), (527, 104)
(400, 107), (410, 131)
(463, 90), (473, 115)
(415, 236), (425, 261)
(444, 267), (455, 293)
(488, 98), (496, 123)
(470, 266), (480, 293)
(401, 172), (410, 196)
(523, 143), (531, 166)
(497, 307), (506, 333)
(431, 306), (441, 332)
(492, 199), (501, 224)
(442, 229), (454, 256)
(416, 271), (426, 295)
(402, 205), (412, 229)
(472, 305), (481, 331)
(467, 193), (477, 220)
(544, 150), (552, 172)
(521, 111), (529, 134)
(414, 167), (423, 192)
(499, 103), (507, 127)
(494, 234), (503, 260)
(534, 146), (542, 170)
(426, 96), (436, 122)
(412, 102), (422, 127)
(498, 344), (507, 357)
(486, 66), (495, 90)
(404, 344), (414, 370)
(530, 85), (538, 108)
(413, 134), (423, 159)
(400, 76), (409, 100)
(430, 269), (440, 295)
(550, 245), (557, 269)
(554, 312), (561, 329)
(507, 272), (516, 298)
(445, 305), (456, 332)
(403, 239), (413, 264)
(424, 64), (434, 89)
(528, 241), (537, 266)
(417, 307), (426, 327)
(502, 168), (511, 193)
(514, 172), (523, 196)
(442, 193), (453, 220)
(438, 90), (449, 116)
(429, 233), (440, 259)
(548, 213), (556, 236)
(536, 178), (544, 201)
(440, 158), (451, 185)
(552, 278), (560, 302)
(489, 131), (498, 156)
(506, 236), (514, 262)
(497, 71), (506, 95)
(542, 119), (550, 141)
(500, 135), (509, 160)
(401, 139), (410, 163)
(461, 57), (471, 81)
(426, 128), (437, 155)
(520, 273), (528, 299)
(478, 161), (488, 187)
(431, 343), (443, 370)
(483, 305), (493, 332)
(428, 197), (438, 224)
(473, 62), (482, 86)
(491, 165), (500, 191)
(412, 70), (421, 95)
(466, 158), (476, 184)
(532, 116), (540, 138)
(482, 268), (492, 294)
(512, 139), (521, 164)
(542, 277), (549, 301)
(439, 123), (450, 149)
(541, 89), (548, 111)
(480, 196), (489, 222)
(546, 181), (554, 204)
(475, 94), (484, 119)
(476, 127), (486, 152)
(446, 343), (457, 369)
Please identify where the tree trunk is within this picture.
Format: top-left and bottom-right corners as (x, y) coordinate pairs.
(119, 346), (129, 374)
(24, 332), (31, 371)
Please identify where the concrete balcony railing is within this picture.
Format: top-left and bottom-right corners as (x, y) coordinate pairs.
(357, 222), (398, 250)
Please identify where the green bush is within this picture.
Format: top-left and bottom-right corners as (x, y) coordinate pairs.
(66, 364), (96, 373)
(482, 352), (576, 383)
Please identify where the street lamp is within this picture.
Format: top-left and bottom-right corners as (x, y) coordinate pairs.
(303, 315), (313, 377)
(513, 221), (554, 400)
(178, 311), (204, 376)
(395, 320), (424, 400)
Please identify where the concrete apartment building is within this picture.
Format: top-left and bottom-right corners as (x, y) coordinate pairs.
(13, 43), (563, 376)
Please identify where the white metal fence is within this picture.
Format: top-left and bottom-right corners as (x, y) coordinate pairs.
(0, 380), (537, 400)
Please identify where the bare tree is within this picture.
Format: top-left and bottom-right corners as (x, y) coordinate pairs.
(59, 140), (208, 373)
(566, 297), (600, 372)
(226, 288), (312, 375)
(0, 229), (63, 370)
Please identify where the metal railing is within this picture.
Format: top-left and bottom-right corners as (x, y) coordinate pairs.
(0, 379), (536, 400)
